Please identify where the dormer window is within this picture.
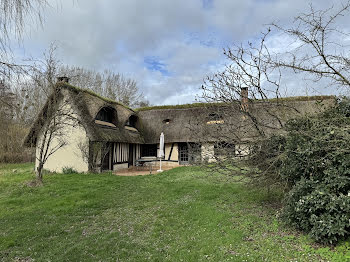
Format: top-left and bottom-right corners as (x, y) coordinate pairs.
(95, 107), (117, 127)
(126, 115), (138, 128)
(206, 113), (224, 124)
(125, 115), (139, 132)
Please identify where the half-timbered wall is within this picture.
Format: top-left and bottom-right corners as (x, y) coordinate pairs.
(113, 143), (141, 165)
(132, 144), (141, 166)
(113, 143), (129, 163)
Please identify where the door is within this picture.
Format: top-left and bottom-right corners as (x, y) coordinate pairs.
(178, 143), (189, 165)
(102, 147), (111, 170)
(128, 144), (134, 167)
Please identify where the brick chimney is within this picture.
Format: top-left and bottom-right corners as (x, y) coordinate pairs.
(56, 76), (70, 83)
(241, 87), (248, 112)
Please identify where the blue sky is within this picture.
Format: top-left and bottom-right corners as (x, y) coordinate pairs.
(15, 0), (348, 105)
(144, 56), (170, 76)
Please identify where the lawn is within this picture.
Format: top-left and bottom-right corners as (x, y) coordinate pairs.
(0, 163), (349, 261)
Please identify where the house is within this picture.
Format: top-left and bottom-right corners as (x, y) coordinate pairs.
(24, 78), (335, 173)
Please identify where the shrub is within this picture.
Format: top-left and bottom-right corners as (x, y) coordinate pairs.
(0, 123), (34, 163)
(62, 167), (79, 174)
(280, 97), (350, 244)
(246, 135), (286, 189)
(282, 178), (350, 244)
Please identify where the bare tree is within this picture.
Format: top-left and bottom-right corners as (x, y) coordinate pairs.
(78, 141), (112, 173)
(12, 44), (60, 124)
(198, 3), (347, 188)
(0, 81), (18, 162)
(200, 30), (287, 140)
(0, 0), (50, 161)
(272, 1), (350, 90)
(197, 29), (323, 189)
(0, 80), (16, 117)
(0, 0), (48, 80)
(35, 90), (78, 182)
(197, 31), (274, 179)
(59, 66), (150, 108)
(11, 55), (149, 127)
(26, 46), (80, 183)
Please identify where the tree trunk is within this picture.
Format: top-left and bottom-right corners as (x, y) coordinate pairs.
(36, 163), (44, 183)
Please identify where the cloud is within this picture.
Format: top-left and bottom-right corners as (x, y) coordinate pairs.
(17, 0), (350, 105)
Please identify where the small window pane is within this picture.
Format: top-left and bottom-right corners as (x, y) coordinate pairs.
(141, 144), (157, 157)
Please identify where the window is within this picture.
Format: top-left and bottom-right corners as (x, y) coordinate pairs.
(141, 144), (157, 157)
(178, 143), (189, 164)
(214, 142), (235, 156)
(207, 112), (224, 124)
(95, 107), (117, 125)
(126, 115), (138, 128)
(208, 113), (222, 120)
(113, 143), (129, 163)
(162, 119), (171, 124)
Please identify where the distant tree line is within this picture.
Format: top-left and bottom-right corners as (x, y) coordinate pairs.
(59, 66), (149, 108)
(0, 0), (149, 164)
(0, 46), (149, 163)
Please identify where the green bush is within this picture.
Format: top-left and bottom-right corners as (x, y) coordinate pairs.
(280, 97), (350, 244)
(246, 135), (286, 189)
(282, 178), (350, 244)
(62, 167), (79, 174)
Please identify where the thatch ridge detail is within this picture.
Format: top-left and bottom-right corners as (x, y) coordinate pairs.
(135, 95), (335, 111)
(56, 82), (134, 111)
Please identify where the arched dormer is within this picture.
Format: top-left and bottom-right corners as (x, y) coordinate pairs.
(125, 114), (139, 132)
(163, 118), (171, 124)
(95, 106), (118, 128)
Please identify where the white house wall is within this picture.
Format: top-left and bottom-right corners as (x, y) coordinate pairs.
(165, 143), (178, 161)
(35, 103), (89, 173)
(155, 142), (179, 161)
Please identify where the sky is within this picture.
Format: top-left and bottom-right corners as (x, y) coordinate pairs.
(14, 0), (349, 105)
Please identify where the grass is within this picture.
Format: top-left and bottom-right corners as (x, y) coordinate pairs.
(0, 163), (349, 261)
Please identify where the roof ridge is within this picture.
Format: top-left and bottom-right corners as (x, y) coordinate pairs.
(136, 95), (336, 112)
(56, 82), (134, 111)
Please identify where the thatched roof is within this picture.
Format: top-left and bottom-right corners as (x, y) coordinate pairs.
(24, 81), (336, 147)
(137, 104), (238, 144)
(24, 83), (144, 146)
(137, 96), (336, 144)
